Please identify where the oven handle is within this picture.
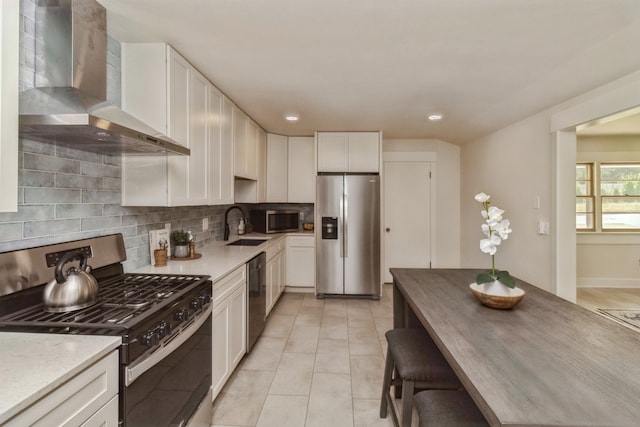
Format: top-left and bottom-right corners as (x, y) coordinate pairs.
(125, 305), (212, 386)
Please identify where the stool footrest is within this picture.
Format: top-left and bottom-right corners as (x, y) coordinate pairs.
(414, 390), (488, 427)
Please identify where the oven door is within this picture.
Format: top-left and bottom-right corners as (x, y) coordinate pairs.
(122, 310), (212, 427)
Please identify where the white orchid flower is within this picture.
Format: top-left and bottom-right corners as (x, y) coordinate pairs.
(475, 192), (490, 203)
(474, 192), (515, 287)
(479, 233), (502, 255)
(487, 206), (504, 222)
(494, 219), (512, 240)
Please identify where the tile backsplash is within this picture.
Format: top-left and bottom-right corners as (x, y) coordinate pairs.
(0, 137), (239, 271)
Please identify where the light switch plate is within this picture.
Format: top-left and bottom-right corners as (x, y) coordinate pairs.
(537, 221), (549, 235)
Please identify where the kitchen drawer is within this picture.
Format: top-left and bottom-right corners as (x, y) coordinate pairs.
(213, 265), (246, 307)
(80, 395), (118, 427)
(5, 351), (118, 427)
(265, 238), (286, 261)
(288, 235), (314, 247)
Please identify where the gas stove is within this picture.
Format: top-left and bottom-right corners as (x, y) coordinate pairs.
(0, 234), (213, 426)
(0, 272), (211, 363)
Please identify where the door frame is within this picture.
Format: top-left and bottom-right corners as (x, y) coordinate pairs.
(382, 152), (437, 282)
(550, 72), (640, 301)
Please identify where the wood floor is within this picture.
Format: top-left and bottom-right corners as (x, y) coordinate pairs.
(576, 287), (640, 312)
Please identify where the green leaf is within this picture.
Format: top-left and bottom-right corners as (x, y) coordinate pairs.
(476, 272), (496, 284)
(495, 270), (516, 288)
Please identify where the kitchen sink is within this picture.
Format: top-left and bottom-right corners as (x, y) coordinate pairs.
(226, 239), (268, 246)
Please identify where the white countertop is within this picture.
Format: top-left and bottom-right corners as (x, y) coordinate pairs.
(0, 333), (121, 424)
(136, 232), (313, 281)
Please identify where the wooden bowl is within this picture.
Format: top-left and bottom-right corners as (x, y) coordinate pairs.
(469, 282), (525, 310)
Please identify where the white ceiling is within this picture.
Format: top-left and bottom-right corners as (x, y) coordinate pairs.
(97, 0), (640, 144)
(578, 110), (640, 136)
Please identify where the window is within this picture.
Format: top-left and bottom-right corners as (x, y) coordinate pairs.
(576, 164), (594, 230)
(600, 163), (640, 230)
(576, 162), (640, 231)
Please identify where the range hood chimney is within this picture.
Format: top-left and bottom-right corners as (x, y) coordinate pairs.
(19, 0), (189, 156)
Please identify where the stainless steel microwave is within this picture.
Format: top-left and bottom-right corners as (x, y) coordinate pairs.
(250, 210), (300, 233)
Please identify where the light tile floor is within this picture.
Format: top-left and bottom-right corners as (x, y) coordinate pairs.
(211, 284), (396, 427)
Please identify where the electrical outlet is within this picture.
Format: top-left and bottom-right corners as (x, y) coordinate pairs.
(202, 218), (209, 231)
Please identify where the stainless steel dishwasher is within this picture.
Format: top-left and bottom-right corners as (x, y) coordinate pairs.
(247, 252), (266, 352)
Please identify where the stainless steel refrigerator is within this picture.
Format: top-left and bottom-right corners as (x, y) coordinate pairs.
(316, 174), (380, 298)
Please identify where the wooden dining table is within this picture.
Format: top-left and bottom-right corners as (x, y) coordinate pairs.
(390, 268), (640, 427)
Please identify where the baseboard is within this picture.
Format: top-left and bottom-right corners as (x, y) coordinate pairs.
(577, 278), (640, 288)
(284, 286), (314, 294)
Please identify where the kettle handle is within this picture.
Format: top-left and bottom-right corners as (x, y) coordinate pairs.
(54, 251), (87, 284)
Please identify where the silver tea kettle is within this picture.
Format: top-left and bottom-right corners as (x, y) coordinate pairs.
(43, 251), (99, 313)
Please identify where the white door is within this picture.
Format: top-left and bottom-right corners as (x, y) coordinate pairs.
(384, 161), (432, 283)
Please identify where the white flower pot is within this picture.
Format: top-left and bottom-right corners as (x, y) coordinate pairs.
(481, 280), (516, 296)
(173, 245), (189, 258)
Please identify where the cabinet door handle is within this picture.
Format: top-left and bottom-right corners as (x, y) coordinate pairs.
(386, 228), (391, 232)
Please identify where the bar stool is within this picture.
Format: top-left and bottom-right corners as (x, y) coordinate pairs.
(379, 328), (461, 427)
(414, 390), (489, 426)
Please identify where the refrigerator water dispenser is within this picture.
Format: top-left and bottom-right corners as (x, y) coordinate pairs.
(321, 217), (338, 239)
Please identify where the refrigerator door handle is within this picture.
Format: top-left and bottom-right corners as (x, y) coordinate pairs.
(343, 190), (348, 258)
(339, 192), (344, 258)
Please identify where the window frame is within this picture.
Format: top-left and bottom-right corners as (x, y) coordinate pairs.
(576, 163), (595, 231)
(599, 162), (640, 232)
(576, 162), (640, 232)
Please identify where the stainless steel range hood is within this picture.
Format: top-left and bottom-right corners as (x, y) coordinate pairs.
(19, 0), (189, 156)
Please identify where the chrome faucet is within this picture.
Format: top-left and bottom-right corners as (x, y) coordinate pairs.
(224, 205), (246, 241)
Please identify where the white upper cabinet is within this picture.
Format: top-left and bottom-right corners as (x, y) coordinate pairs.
(288, 137), (315, 203)
(316, 131), (381, 173)
(169, 63), (209, 206)
(0, 0), (18, 213)
(234, 108), (259, 181)
(233, 118), (266, 203)
(167, 50), (190, 147)
(209, 88), (234, 205)
(266, 134), (315, 203)
(257, 127), (267, 202)
(266, 134), (288, 202)
(120, 43), (208, 206)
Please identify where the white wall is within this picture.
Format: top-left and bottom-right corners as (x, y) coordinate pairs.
(460, 113), (553, 290)
(383, 138), (461, 267)
(461, 70), (640, 293)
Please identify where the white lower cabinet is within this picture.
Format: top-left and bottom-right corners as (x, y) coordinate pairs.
(212, 265), (247, 401)
(266, 238), (286, 315)
(80, 396), (118, 427)
(286, 235), (315, 290)
(5, 351), (119, 427)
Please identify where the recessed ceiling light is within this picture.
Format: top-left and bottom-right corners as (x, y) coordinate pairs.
(285, 115), (299, 121)
(428, 114), (443, 121)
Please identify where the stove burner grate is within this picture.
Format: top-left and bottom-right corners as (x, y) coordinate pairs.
(0, 273), (209, 332)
